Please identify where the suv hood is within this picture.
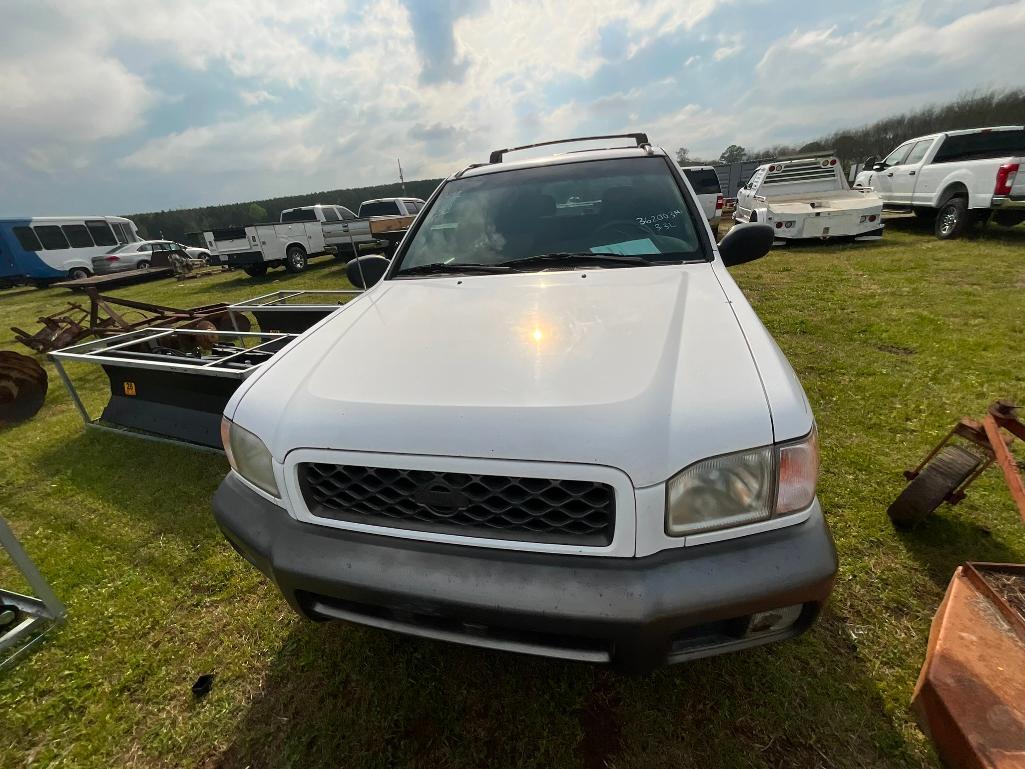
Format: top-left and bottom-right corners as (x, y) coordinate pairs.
(230, 265), (773, 487)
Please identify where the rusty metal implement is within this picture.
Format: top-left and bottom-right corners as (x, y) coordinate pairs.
(888, 400), (1025, 529)
(11, 286), (234, 354)
(913, 562), (1025, 768)
(0, 351), (48, 425)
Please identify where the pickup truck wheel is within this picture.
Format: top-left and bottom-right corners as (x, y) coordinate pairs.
(244, 264), (269, 277)
(284, 246), (308, 274)
(935, 197), (970, 239)
(993, 211), (1025, 227)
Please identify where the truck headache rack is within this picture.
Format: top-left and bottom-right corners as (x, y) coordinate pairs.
(488, 133), (650, 164)
(49, 327), (297, 450)
(228, 289), (362, 334)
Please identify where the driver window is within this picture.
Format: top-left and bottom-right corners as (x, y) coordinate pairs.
(882, 143), (913, 167)
(903, 140), (932, 166)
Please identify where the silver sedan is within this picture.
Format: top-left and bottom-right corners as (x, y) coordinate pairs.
(91, 240), (209, 275)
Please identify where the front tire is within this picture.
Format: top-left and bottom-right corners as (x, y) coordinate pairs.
(935, 197), (970, 239)
(243, 264), (269, 277)
(284, 246), (308, 274)
(68, 267), (90, 281)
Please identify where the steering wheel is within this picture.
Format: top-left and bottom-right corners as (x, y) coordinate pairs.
(591, 218), (660, 245)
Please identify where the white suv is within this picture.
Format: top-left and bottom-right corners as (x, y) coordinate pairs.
(214, 133), (837, 672)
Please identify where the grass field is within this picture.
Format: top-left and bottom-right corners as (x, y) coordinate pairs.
(2, 219), (1025, 769)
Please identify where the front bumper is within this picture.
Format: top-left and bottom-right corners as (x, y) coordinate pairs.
(213, 473), (837, 671)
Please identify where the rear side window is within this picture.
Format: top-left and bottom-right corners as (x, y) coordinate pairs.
(62, 224), (95, 248)
(35, 226), (70, 250)
(933, 130), (1025, 163)
(339, 206), (357, 221)
(683, 169), (722, 195)
(13, 226), (42, 251)
(281, 208), (318, 222)
(322, 207), (340, 222)
(86, 220), (117, 247)
(360, 201), (401, 217)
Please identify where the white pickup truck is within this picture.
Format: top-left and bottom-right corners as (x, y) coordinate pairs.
(203, 221), (327, 277)
(854, 126), (1025, 239)
(736, 157), (884, 242)
(213, 133), (837, 672)
(280, 198), (424, 259)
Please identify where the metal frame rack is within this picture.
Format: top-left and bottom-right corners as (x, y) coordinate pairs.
(49, 327), (297, 450)
(228, 289), (362, 334)
(1, 516), (66, 672)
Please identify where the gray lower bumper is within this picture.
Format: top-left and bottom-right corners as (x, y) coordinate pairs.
(991, 195), (1025, 209)
(213, 474), (837, 671)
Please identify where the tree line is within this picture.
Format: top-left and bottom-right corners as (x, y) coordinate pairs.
(129, 178), (442, 244)
(676, 88), (1025, 168)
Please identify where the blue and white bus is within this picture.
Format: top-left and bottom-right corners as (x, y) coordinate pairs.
(0, 215), (143, 285)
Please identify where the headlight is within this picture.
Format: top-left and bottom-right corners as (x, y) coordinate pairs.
(666, 447), (774, 536)
(220, 417), (279, 497)
(666, 428), (818, 536)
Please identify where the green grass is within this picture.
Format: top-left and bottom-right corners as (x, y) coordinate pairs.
(2, 221), (1025, 769)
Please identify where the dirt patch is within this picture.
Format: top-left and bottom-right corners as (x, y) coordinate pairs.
(875, 343), (916, 356)
(980, 567), (1025, 624)
(576, 671), (623, 769)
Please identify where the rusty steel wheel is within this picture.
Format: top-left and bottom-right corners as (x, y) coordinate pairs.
(887, 445), (983, 529)
(0, 351), (48, 426)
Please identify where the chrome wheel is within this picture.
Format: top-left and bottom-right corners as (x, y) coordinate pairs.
(939, 207), (958, 236)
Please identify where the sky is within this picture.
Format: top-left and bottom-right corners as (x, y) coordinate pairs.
(2, 0), (1025, 216)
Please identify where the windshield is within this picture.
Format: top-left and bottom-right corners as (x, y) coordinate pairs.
(396, 157), (705, 272)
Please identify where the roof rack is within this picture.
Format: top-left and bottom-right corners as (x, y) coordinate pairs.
(774, 150), (837, 162)
(488, 133), (649, 164)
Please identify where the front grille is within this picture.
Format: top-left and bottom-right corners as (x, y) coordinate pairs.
(297, 464), (615, 546)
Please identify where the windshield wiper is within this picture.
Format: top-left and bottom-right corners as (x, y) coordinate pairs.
(499, 252), (654, 271)
(395, 261), (512, 276)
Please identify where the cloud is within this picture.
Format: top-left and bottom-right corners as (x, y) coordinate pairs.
(0, 3), (157, 178)
(241, 90), (277, 106)
(120, 113), (323, 174)
(3, 0), (1025, 215)
(399, 0), (487, 84)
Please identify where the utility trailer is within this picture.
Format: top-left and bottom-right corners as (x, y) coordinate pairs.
(736, 156), (884, 242)
(50, 327), (297, 450)
(227, 289), (362, 334)
(203, 221), (327, 278)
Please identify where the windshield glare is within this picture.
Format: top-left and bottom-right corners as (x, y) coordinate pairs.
(398, 157), (705, 272)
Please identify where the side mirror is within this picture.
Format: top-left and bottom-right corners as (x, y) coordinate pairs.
(863, 156), (877, 169)
(872, 163), (884, 172)
(346, 254), (389, 289)
(718, 223), (774, 267)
